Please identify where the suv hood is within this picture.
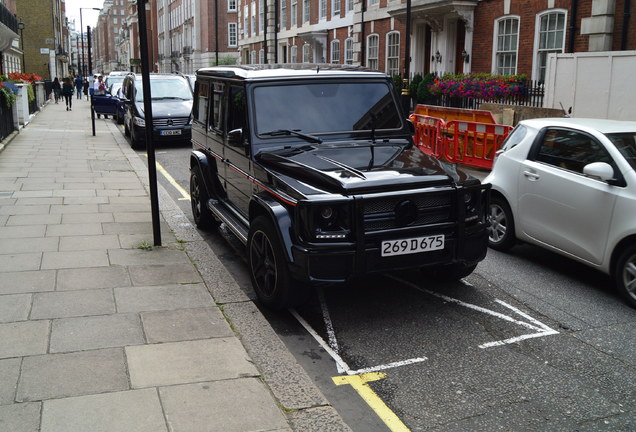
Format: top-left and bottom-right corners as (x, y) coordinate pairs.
(257, 143), (468, 193)
(135, 99), (193, 118)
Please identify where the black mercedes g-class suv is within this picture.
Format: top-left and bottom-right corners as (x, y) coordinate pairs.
(190, 65), (489, 309)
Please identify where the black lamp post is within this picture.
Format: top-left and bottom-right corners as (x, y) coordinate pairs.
(17, 21), (25, 72)
(80, 8), (101, 76)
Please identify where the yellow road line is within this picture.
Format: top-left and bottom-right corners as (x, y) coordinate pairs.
(332, 372), (410, 432)
(143, 155), (191, 201)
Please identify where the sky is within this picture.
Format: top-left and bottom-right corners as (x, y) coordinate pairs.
(64, 0), (105, 33)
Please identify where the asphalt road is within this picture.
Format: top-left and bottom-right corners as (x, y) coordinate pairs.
(122, 132), (635, 432)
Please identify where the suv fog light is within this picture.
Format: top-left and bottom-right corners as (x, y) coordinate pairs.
(320, 207), (334, 219)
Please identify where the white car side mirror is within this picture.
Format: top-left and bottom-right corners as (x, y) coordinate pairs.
(583, 162), (614, 182)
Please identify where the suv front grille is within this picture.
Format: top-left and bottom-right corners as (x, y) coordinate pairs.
(154, 117), (189, 127)
(362, 192), (453, 232)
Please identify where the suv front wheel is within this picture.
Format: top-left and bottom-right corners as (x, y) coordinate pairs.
(190, 166), (220, 230)
(248, 216), (296, 310)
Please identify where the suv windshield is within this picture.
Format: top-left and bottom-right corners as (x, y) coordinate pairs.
(253, 81), (402, 136)
(135, 78), (193, 102)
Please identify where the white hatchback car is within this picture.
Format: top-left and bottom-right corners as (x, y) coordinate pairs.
(484, 118), (636, 307)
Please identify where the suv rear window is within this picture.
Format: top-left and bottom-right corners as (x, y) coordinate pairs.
(253, 81), (402, 136)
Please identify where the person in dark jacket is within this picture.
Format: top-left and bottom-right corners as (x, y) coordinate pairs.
(62, 77), (74, 111)
(83, 77), (89, 97)
(52, 77), (61, 104)
(74, 75), (84, 100)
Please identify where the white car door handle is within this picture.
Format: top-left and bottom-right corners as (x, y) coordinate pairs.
(523, 170), (540, 180)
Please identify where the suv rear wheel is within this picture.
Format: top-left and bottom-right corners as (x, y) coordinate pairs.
(190, 166), (220, 230)
(615, 244), (636, 308)
(248, 216), (296, 310)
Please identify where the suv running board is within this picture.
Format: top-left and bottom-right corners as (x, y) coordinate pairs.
(207, 199), (249, 245)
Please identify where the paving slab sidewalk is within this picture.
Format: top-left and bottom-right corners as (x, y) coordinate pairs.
(0, 98), (349, 431)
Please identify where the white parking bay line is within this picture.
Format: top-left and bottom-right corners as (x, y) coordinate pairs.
(389, 275), (559, 349)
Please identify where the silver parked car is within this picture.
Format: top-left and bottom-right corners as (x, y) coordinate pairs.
(485, 118), (636, 307)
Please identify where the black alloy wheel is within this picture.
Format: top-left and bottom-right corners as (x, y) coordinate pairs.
(189, 166), (219, 230)
(247, 216), (296, 310)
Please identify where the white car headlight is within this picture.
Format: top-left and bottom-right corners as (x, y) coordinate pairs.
(133, 116), (145, 127)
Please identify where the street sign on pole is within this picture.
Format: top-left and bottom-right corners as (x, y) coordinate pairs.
(137, 0), (162, 247)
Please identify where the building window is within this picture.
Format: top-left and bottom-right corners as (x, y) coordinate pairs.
(332, 0), (340, 17)
(536, 10), (566, 82)
(281, 0), (287, 29)
(346, 0), (353, 14)
(367, 34), (378, 70)
(302, 44), (311, 63)
(344, 38), (353, 64)
(291, 45), (297, 63)
(303, 0), (310, 23)
(386, 31), (400, 76)
(330, 39), (340, 64)
(369, 0), (379, 6)
(250, 50), (256, 64)
(319, 0), (327, 20)
(228, 23), (237, 47)
(259, 0), (264, 33)
(259, 49), (265, 64)
(244, 5), (249, 37)
(291, 0), (297, 27)
(251, 3), (257, 36)
(228, 0), (236, 12)
(495, 17), (519, 75)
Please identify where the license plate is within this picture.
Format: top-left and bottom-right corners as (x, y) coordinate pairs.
(160, 129), (182, 136)
(381, 235), (445, 257)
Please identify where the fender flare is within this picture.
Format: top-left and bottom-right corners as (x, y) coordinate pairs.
(250, 194), (295, 263)
(190, 150), (220, 200)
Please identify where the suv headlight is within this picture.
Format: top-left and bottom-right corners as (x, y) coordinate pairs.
(133, 116), (145, 127)
(299, 202), (352, 241)
(463, 188), (483, 223)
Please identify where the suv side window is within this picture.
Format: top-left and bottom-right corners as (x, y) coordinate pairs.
(534, 128), (612, 174)
(193, 80), (209, 125)
(210, 81), (225, 132)
(227, 85), (246, 134)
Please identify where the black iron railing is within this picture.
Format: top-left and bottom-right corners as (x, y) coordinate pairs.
(428, 80), (545, 110)
(0, 93), (16, 141)
(0, 3), (18, 33)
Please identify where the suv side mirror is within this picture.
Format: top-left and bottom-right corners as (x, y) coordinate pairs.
(227, 128), (243, 147)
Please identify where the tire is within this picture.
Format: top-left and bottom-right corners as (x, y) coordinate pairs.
(423, 263), (477, 282)
(247, 216), (297, 310)
(615, 244), (636, 308)
(130, 124), (143, 150)
(488, 195), (516, 251)
(189, 166), (219, 230)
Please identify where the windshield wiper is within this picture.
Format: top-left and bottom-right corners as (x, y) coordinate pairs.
(260, 129), (323, 144)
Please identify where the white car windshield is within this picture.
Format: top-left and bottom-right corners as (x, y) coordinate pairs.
(607, 133), (636, 169)
(135, 78), (193, 102)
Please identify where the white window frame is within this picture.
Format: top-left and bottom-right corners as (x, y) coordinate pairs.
(493, 16), (519, 75)
(291, 45), (298, 63)
(302, 44), (311, 63)
(386, 31), (400, 76)
(244, 5), (249, 37)
(280, 0), (287, 29)
(367, 34), (379, 70)
(533, 9), (567, 82)
(346, 0), (353, 14)
(344, 38), (353, 64)
(319, 0), (327, 20)
(330, 39), (340, 64)
(291, 0), (297, 27)
(303, 0), (310, 24)
(259, 49), (265, 64)
(228, 0), (237, 12)
(259, 0), (264, 33)
(228, 22), (237, 47)
(251, 2), (256, 36)
(250, 50), (256, 64)
(332, 0), (340, 17)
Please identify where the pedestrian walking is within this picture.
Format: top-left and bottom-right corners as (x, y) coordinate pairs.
(52, 77), (61, 104)
(83, 78), (89, 98)
(74, 75), (84, 99)
(62, 77), (74, 110)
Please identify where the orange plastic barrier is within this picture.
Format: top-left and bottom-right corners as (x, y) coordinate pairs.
(409, 112), (512, 170)
(443, 121), (513, 169)
(409, 113), (445, 158)
(413, 104), (496, 125)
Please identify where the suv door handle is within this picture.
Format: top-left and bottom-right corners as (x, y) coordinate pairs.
(523, 170), (540, 180)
